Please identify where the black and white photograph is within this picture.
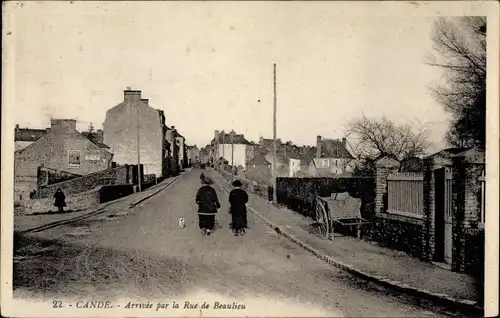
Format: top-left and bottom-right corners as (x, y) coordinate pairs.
(2, 1), (498, 317)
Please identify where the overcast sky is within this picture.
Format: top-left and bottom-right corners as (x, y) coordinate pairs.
(6, 1), (453, 152)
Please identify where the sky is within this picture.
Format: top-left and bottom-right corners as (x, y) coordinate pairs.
(5, 1), (453, 152)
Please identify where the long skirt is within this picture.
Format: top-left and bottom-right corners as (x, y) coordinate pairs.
(231, 212), (247, 231)
(198, 214), (215, 230)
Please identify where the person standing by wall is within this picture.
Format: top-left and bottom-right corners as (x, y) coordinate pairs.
(54, 188), (66, 213)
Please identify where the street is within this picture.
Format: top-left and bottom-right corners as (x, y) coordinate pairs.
(13, 170), (445, 317)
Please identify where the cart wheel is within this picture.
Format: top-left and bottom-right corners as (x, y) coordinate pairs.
(316, 200), (330, 239)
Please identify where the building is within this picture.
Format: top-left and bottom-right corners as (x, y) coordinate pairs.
(14, 119), (113, 201)
(175, 132), (187, 169)
(246, 153), (272, 184)
(186, 145), (200, 166)
(199, 146), (210, 164)
(103, 89), (167, 177)
(165, 126), (180, 176)
(309, 136), (354, 176)
(15, 125), (49, 151)
(252, 139), (315, 178)
(210, 130), (253, 170)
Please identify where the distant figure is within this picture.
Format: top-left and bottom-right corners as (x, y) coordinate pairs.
(229, 180), (249, 236)
(200, 172), (205, 183)
(54, 188), (66, 213)
(195, 177), (221, 236)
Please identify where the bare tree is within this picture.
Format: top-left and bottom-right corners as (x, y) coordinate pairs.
(426, 17), (486, 149)
(88, 122), (95, 133)
(345, 115), (431, 162)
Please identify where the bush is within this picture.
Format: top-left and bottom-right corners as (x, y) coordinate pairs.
(276, 177), (376, 220)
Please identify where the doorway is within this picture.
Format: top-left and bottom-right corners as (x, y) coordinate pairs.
(434, 167), (453, 265)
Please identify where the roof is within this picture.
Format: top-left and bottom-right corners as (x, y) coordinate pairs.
(212, 132), (251, 145)
(256, 144), (315, 166)
(426, 147), (469, 159)
(15, 128), (47, 142)
(318, 139), (354, 159)
(16, 124), (113, 156)
(260, 138), (282, 149)
(248, 154), (272, 166)
(81, 131), (110, 149)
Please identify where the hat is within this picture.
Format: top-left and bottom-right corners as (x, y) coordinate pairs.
(232, 180), (243, 187)
(203, 177), (214, 185)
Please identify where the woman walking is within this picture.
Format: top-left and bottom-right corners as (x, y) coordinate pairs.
(54, 188), (66, 213)
(229, 180), (249, 236)
(195, 176), (221, 236)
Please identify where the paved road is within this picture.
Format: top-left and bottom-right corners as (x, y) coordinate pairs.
(13, 170), (444, 317)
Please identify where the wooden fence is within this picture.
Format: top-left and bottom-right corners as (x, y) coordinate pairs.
(386, 172), (424, 219)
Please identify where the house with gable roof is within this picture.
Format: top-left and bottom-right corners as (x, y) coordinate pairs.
(309, 136), (355, 176)
(14, 119), (114, 201)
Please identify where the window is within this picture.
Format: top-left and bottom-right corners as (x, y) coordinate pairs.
(68, 150), (81, 167)
(323, 159), (328, 167)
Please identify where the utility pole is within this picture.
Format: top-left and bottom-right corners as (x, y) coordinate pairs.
(231, 130), (235, 181)
(272, 63), (277, 203)
(136, 108), (142, 192)
(222, 130), (225, 168)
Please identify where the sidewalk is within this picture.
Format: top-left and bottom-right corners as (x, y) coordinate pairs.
(211, 172), (481, 310)
(14, 175), (181, 234)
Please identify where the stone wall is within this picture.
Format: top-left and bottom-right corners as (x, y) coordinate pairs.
(15, 187), (101, 215)
(36, 165), (131, 198)
(364, 214), (423, 258)
(37, 167), (81, 187)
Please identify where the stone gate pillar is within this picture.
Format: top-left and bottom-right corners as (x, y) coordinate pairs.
(451, 148), (485, 272)
(375, 157), (400, 215)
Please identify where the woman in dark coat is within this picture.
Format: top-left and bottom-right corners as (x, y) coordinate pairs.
(195, 176), (221, 236)
(54, 188), (66, 212)
(229, 180), (249, 236)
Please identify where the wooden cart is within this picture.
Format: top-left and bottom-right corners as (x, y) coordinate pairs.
(315, 193), (371, 239)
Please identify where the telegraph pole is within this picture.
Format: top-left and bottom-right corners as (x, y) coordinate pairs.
(272, 63), (277, 203)
(136, 108), (142, 192)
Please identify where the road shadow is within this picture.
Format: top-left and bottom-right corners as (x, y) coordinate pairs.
(29, 209), (85, 216)
(13, 233), (197, 299)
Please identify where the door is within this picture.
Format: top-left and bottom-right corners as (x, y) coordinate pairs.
(434, 167), (453, 265)
(434, 168), (445, 262)
(444, 167), (453, 265)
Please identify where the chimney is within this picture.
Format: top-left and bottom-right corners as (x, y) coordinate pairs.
(141, 99), (149, 105)
(124, 89), (142, 102)
(316, 135), (322, 159)
(342, 137), (347, 148)
(259, 137), (264, 144)
(51, 119), (77, 130)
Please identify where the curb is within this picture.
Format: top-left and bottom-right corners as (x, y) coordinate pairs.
(213, 172), (483, 314)
(128, 175), (182, 208)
